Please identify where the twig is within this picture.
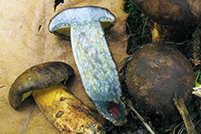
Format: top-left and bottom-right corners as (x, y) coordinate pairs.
(0, 85), (5, 88)
(127, 100), (156, 134)
(172, 122), (183, 134)
(142, 17), (149, 34)
(173, 95), (197, 134)
(21, 104), (36, 134)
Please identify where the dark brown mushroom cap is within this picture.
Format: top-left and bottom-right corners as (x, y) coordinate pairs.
(131, 0), (201, 26)
(9, 62), (74, 109)
(125, 43), (194, 117)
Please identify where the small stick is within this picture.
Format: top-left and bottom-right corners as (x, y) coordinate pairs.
(127, 100), (156, 134)
(173, 95), (197, 134)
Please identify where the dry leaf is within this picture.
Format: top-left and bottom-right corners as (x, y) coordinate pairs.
(0, 0), (52, 133)
(0, 0), (129, 133)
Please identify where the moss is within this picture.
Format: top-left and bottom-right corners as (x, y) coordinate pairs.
(124, 0), (151, 55)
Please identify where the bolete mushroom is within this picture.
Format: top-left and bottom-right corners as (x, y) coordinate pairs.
(49, 6), (126, 126)
(125, 43), (194, 118)
(131, 0), (201, 26)
(129, 0), (201, 52)
(9, 62), (104, 133)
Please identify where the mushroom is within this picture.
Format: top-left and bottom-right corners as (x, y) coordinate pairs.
(130, 0), (201, 43)
(9, 62), (73, 109)
(8, 62), (104, 133)
(49, 6), (126, 126)
(131, 0), (201, 26)
(125, 43), (194, 118)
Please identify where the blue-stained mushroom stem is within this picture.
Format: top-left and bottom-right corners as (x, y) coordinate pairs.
(49, 6), (127, 126)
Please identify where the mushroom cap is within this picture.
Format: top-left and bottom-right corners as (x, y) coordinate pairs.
(9, 62), (74, 109)
(48, 6), (116, 38)
(125, 43), (194, 117)
(131, 0), (201, 26)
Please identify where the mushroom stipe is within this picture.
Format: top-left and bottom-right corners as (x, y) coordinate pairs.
(8, 62), (105, 133)
(32, 83), (104, 133)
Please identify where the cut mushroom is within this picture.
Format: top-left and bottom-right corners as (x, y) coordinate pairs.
(8, 62), (104, 133)
(49, 6), (127, 126)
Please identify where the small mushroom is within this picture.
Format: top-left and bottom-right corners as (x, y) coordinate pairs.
(8, 62), (104, 133)
(49, 6), (126, 126)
